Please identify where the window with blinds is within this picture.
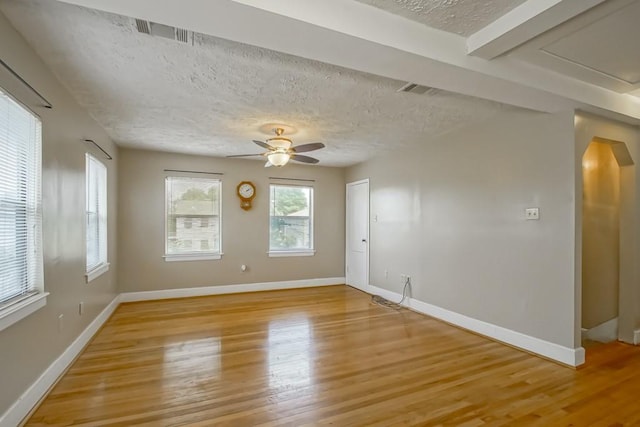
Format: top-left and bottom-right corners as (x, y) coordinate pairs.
(269, 184), (314, 254)
(85, 154), (108, 279)
(165, 176), (222, 261)
(0, 88), (42, 308)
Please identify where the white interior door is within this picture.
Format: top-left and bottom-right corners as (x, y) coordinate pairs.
(346, 179), (369, 291)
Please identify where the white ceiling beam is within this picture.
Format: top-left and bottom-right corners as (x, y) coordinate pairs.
(56, 0), (640, 123)
(467, 0), (607, 60)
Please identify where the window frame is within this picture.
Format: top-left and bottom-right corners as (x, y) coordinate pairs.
(0, 87), (46, 332)
(268, 183), (315, 257)
(164, 175), (223, 262)
(85, 153), (109, 283)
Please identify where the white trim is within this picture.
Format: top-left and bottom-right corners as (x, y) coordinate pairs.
(582, 317), (618, 343)
(367, 284), (585, 367)
(0, 295), (120, 427)
(0, 293), (48, 333)
(120, 277), (345, 303)
(164, 253), (222, 262)
(634, 329), (640, 345)
(268, 250), (315, 258)
(85, 262), (110, 283)
(346, 178), (370, 186)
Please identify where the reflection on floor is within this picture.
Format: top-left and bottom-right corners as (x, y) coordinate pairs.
(26, 285), (640, 426)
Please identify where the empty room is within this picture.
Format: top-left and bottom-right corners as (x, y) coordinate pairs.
(2, 0), (640, 425)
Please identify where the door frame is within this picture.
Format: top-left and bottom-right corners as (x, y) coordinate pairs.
(345, 178), (370, 292)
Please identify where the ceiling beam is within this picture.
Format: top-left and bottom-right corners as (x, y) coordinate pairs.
(466, 0), (607, 60)
(56, 0), (640, 123)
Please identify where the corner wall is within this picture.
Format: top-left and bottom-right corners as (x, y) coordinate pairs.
(117, 148), (345, 292)
(0, 12), (119, 418)
(346, 110), (577, 350)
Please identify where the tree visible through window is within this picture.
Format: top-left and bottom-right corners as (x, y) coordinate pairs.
(269, 185), (313, 251)
(166, 177), (221, 258)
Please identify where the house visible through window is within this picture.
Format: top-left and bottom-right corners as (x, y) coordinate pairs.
(85, 153), (108, 282)
(0, 88), (44, 327)
(165, 176), (221, 261)
(269, 184), (314, 256)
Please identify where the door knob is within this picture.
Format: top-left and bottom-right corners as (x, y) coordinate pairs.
(362, 239), (367, 243)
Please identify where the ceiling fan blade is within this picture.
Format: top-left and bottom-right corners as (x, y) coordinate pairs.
(291, 142), (325, 153)
(290, 154), (319, 164)
(226, 153), (264, 158)
(253, 140), (274, 150)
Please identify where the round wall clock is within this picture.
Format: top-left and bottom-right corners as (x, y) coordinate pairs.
(237, 181), (256, 211)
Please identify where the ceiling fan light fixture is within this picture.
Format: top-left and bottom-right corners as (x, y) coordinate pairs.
(267, 151), (290, 167)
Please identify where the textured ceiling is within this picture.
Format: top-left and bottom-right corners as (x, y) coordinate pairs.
(354, 0), (527, 36)
(1, 0), (518, 167)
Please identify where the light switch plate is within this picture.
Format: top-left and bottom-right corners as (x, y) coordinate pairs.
(525, 207), (540, 220)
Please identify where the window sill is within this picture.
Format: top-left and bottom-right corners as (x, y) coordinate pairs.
(86, 262), (110, 283)
(164, 253), (223, 262)
(0, 292), (49, 332)
(268, 250), (316, 258)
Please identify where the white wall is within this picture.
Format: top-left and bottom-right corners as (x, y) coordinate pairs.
(0, 12), (118, 417)
(346, 110), (577, 349)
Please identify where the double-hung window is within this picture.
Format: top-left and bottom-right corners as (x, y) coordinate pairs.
(269, 184), (314, 257)
(0, 88), (44, 331)
(85, 154), (108, 282)
(165, 176), (222, 261)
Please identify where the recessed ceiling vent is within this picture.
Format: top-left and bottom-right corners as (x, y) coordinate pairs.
(397, 82), (439, 95)
(134, 18), (193, 45)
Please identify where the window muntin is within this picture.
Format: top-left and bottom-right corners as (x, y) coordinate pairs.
(269, 185), (313, 252)
(165, 177), (221, 258)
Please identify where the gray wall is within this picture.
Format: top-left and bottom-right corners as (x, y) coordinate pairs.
(346, 110), (577, 348)
(0, 12), (118, 416)
(117, 148), (345, 292)
(574, 112), (640, 344)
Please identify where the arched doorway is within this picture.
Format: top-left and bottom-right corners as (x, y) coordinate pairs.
(581, 137), (634, 346)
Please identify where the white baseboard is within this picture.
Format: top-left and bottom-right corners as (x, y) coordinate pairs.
(582, 317), (618, 343)
(0, 295), (120, 427)
(367, 284), (585, 367)
(634, 329), (640, 345)
(120, 277), (345, 302)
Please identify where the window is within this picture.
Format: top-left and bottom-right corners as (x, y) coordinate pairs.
(269, 184), (314, 256)
(0, 88), (45, 331)
(85, 154), (108, 282)
(165, 176), (221, 261)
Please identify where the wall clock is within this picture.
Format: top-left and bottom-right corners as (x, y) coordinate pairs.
(237, 181), (256, 211)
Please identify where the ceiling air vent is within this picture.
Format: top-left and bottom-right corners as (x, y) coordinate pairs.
(135, 19), (150, 34)
(133, 19), (193, 45)
(397, 82), (436, 95)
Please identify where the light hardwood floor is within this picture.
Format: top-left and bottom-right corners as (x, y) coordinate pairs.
(26, 285), (640, 426)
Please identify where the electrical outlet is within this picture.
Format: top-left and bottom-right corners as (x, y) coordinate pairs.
(525, 207), (540, 220)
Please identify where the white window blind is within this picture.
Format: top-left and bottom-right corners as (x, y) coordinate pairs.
(86, 154), (107, 274)
(165, 176), (221, 260)
(0, 89), (42, 307)
(269, 184), (313, 252)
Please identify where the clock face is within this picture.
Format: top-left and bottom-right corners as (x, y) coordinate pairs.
(238, 183), (255, 199)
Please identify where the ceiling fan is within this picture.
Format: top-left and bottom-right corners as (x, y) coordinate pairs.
(227, 127), (325, 167)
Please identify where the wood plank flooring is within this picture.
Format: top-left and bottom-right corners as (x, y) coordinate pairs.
(25, 285), (640, 426)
